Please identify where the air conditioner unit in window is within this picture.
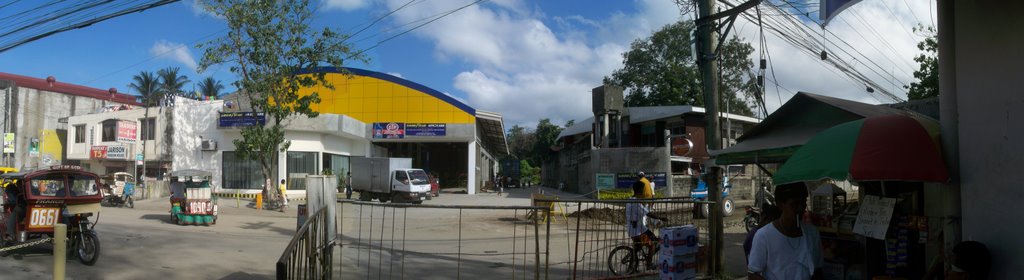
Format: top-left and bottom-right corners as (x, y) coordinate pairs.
(200, 139), (217, 151)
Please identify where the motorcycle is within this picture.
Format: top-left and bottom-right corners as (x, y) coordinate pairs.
(743, 181), (776, 233)
(101, 182), (134, 208)
(63, 206), (101, 265)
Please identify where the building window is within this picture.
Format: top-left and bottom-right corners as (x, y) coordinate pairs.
(286, 151), (318, 190)
(74, 125), (85, 143)
(101, 120), (117, 142)
(221, 151), (265, 190)
(138, 117), (156, 141)
(323, 153), (350, 178)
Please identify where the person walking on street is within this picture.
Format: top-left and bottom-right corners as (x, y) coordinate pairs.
(278, 179), (288, 212)
(345, 172), (353, 199)
(747, 183), (822, 280)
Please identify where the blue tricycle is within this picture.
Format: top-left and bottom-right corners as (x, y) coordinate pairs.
(691, 175), (735, 218)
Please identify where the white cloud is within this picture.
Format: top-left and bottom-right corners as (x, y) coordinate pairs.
(185, 0), (221, 19)
(379, 0), (931, 126)
(382, 0), (681, 127)
(724, 0), (934, 113)
(385, 72), (404, 78)
(323, 0), (370, 11)
(150, 40), (199, 72)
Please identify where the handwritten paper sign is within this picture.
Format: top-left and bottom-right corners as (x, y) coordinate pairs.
(853, 195), (897, 240)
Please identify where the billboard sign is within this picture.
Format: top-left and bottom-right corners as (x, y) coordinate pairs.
(372, 122), (405, 139)
(218, 112), (266, 127)
(406, 123), (446, 136)
(615, 172), (668, 189)
(595, 173), (616, 190)
(117, 120), (137, 143)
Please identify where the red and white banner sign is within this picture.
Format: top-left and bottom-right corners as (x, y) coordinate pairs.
(90, 146), (107, 159)
(117, 120), (137, 143)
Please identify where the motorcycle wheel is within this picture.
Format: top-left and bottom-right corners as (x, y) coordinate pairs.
(76, 230), (100, 265)
(744, 215), (759, 233)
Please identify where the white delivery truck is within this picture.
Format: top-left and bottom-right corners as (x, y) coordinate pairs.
(351, 157), (432, 203)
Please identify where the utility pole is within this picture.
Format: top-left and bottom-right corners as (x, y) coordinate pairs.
(696, 0), (723, 276)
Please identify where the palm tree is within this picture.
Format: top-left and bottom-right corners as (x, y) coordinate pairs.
(128, 71), (160, 181)
(198, 77), (224, 99)
(157, 67), (191, 102)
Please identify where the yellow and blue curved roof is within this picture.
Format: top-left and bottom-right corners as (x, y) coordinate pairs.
(299, 67), (475, 124)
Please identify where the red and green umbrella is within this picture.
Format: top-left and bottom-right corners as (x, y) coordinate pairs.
(773, 114), (949, 185)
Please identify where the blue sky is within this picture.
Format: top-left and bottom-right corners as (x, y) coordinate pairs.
(0, 0), (934, 128)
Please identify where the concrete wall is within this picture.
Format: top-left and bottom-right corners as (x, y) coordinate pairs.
(954, 1), (1024, 277)
(578, 147), (670, 196)
(6, 86), (125, 169)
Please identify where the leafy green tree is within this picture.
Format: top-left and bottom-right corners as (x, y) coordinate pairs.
(129, 71), (161, 180)
(520, 160), (540, 185)
(198, 0), (366, 194)
(506, 125), (535, 165)
(604, 20), (755, 116)
(905, 26), (938, 100)
(532, 119), (564, 165)
(198, 76), (225, 98)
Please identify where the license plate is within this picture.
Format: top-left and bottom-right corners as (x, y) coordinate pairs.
(28, 207), (60, 229)
(420, 196), (426, 200)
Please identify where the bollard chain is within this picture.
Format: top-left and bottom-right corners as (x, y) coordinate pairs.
(0, 237), (54, 252)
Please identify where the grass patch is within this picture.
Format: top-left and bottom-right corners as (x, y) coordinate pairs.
(597, 189), (665, 200)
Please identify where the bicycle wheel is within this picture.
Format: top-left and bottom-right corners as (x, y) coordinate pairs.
(607, 245), (637, 276)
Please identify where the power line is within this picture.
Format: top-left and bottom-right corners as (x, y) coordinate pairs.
(347, 0), (489, 59)
(0, 1), (180, 53)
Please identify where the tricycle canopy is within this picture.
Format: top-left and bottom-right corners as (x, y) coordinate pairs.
(1, 165), (104, 203)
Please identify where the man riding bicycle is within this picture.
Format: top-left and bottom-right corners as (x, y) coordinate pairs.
(625, 172), (664, 270)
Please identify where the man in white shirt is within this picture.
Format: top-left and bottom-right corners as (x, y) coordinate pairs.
(625, 186), (662, 270)
(747, 183), (823, 280)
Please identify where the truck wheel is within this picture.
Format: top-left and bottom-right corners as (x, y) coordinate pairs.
(359, 192), (371, 201)
(722, 199), (735, 217)
(379, 194), (391, 203)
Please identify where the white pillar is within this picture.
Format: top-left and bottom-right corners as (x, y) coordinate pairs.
(467, 141), (477, 195)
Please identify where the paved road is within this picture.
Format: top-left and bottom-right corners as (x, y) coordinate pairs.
(0, 198), (298, 280)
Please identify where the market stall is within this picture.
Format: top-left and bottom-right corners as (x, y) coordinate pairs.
(773, 114), (949, 280)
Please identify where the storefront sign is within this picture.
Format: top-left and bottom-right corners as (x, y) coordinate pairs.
(2, 133), (13, 154)
(615, 172), (667, 189)
(106, 146), (128, 159)
(406, 123), (446, 136)
(595, 173), (616, 190)
(90, 146), (107, 159)
(372, 122), (405, 139)
(853, 195), (897, 240)
(218, 112), (266, 127)
(90, 145), (127, 160)
(117, 120), (137, 143)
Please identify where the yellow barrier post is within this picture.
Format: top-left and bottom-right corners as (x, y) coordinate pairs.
(236, 193), (240, 208)
(53, 223), (65, 280)
(255, 193), (263, 210)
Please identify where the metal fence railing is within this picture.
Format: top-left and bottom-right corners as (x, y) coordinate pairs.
(337, 200), (550, 280)
(534, 197), (711, 279)
(278, 206), (334, 280)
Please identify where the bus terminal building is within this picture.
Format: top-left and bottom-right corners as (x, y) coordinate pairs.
(66, 68), (508, 196)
